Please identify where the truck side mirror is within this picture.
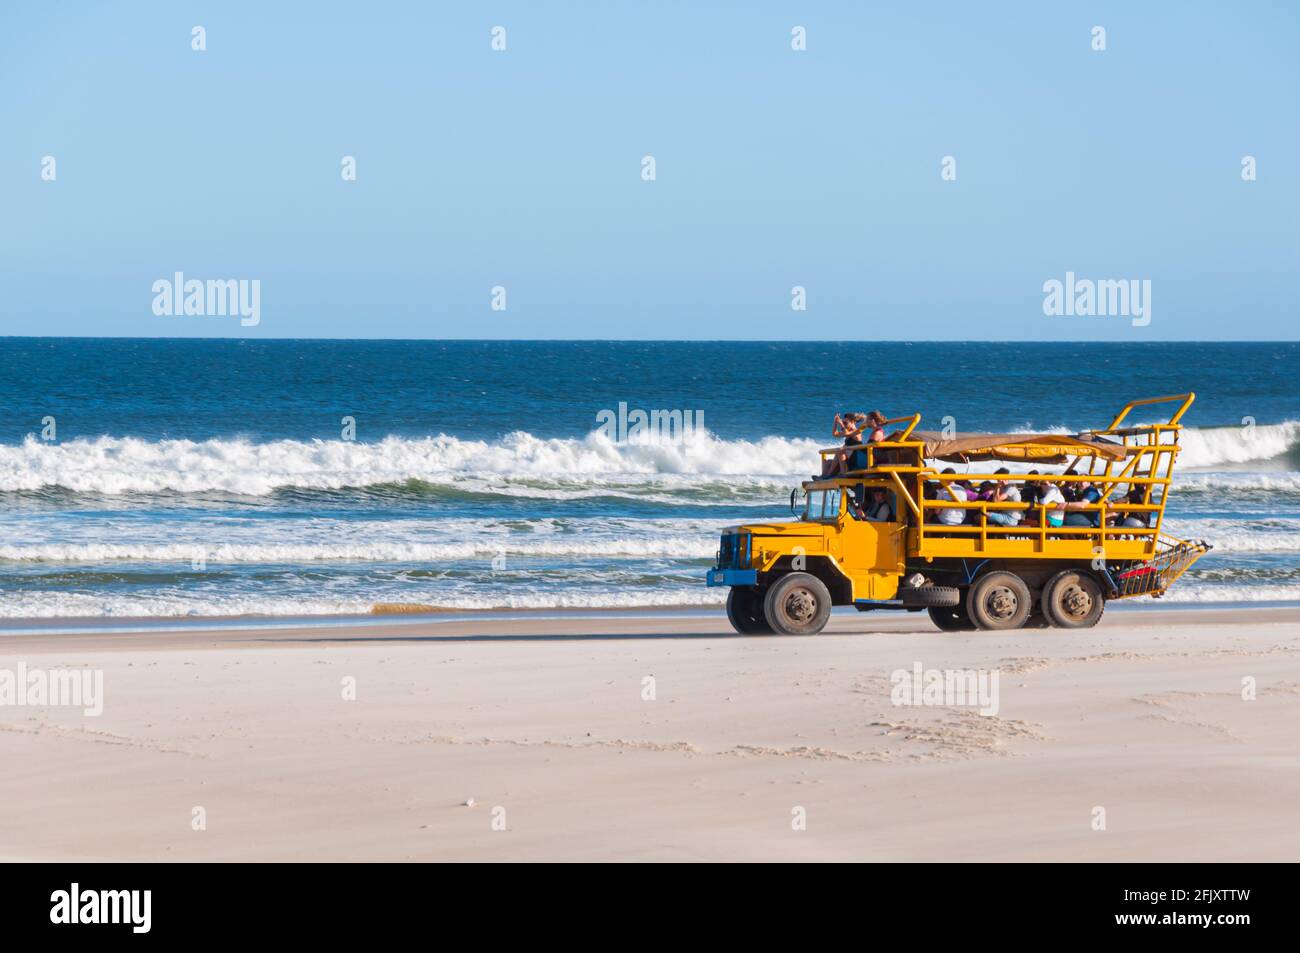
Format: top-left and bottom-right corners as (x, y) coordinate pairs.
(790, 488), (800, 516)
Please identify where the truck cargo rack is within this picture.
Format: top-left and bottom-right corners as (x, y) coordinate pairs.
(1105, 535), (1212, 598)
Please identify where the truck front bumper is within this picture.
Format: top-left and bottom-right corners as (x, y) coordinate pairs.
(706, 568), (758, 587)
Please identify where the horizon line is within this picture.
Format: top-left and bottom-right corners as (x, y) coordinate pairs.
(3, 336), (1298, 345)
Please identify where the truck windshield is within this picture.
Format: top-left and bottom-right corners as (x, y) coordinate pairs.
(803, 489), (840, 521)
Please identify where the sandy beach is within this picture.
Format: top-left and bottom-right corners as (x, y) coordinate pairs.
(2, 604), (1297, 862)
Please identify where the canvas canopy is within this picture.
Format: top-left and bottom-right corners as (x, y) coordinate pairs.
(904, 431), (1129, 464)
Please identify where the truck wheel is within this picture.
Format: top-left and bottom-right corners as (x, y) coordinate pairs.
(928, 602), (974, 631)
(726, 587), (772, 634)
(763, 573), (832, 635)
(968, 571), (1032, 630)
(1042, 570), (1105, 629)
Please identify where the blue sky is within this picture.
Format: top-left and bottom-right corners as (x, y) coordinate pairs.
(1, 1), (1296, 340)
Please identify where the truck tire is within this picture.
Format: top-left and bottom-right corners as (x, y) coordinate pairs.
(928, 602), (975, 631)
(726, 587), (772, 634)
(1041, 570), (1105, 629)
(968, 571), (1032, 630)
(763, 572), (832, 635)
(900, 585), (961, 608)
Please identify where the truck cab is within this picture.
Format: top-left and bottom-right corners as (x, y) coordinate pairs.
(708, 480), (906, 634)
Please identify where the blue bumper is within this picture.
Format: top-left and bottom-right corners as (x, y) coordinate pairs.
(706, 568), (758, 587)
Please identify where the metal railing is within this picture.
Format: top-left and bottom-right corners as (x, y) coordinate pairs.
(806, 396), (1202, 559)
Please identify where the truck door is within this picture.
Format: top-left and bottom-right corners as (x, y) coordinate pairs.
(834, 485), (906, 600)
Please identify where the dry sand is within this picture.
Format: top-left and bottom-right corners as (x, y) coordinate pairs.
(1, 605), (1297, 861)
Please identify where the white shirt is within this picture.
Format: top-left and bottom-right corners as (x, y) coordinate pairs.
(1001, 484), (1024, 522)
(936, 485), (966, 525)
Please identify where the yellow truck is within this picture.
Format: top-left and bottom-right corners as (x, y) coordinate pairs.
(707, 394), (1211, 634)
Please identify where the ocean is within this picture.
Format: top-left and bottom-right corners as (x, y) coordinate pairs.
(0, 339), (1296, 619)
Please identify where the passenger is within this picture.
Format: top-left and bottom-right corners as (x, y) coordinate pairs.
(1060, 479), (1103, 527)
(986, 468), (1024, 527)
(1112, 485), (1151, 528)
(1021, 470), (1042, 507)
(1058, 464), (1080, 503)
(863, 410), (894, 466)
(821, 412), (866, 477)
(932, 468), (967, 526)
(971, 480), (996, 525)
(998, 468), (1025, 514)
(1026, 477), (1066, 527)
(848, 412), (880, 472)
(943, 475), (979, 522)
(865, 487), (895, 522)
(864, 410), (888, 444)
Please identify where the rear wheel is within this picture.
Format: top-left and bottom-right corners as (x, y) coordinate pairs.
(763, 572), (832, 635)
(968, 571), (1032, 630)
(1042, 570), (1105, 629)
(726, 587), (772, 634)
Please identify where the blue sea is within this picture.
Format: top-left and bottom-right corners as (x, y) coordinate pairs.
(0, 339), (1297, 619)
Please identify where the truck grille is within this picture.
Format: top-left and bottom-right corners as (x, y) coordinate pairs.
(718, 532), (750, 569)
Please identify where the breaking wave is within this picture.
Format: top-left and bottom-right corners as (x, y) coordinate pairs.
(1, 421), (1296, 496)
(1176, 420), (1300, 469)
(0, 431), (816, 496)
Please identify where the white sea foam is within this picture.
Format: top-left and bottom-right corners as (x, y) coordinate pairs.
(0, 516), (725, 563)
(1149, 584), (1300, 604)
(1160, 518), (1300, 553)
(2, 421), (1295, 495)
(3, 515), (1298, 562)
(0, 431), (817, 495)
(1177, 421), (1300, 469)
(0, 587), (728, 619)
(0, 536), (718, 564)
(1176, 471), (1300, 493)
